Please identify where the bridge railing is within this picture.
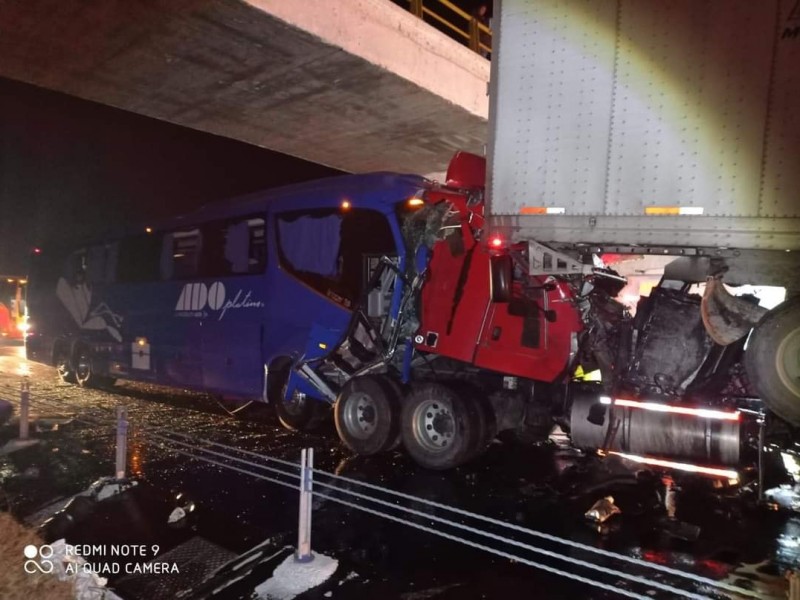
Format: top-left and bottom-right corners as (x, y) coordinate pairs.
(405, 0), (492, 57)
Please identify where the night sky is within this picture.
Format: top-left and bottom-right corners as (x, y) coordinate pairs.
(0, 77), (342, 275)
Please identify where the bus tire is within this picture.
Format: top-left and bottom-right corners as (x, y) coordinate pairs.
(55, 344), (76, 384)
(401, 382), (477, 470)
(745, 296), (800, 426)
(270, 367), (328, 431)
(73, 344), (95, 388)
(335, 376), (400, 456)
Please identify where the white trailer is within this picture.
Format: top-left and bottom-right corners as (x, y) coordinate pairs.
(486, 0), (800, 424)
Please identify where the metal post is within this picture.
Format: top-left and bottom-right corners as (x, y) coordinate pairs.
(468, 17), (480, 53)
(295, 447), (314, 563)
(19, 377), (30, 440)
(757, 413), (765, 503)
(115, 406), (128, 481)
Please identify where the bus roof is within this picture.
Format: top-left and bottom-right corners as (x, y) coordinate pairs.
(159, 171), (429, 230)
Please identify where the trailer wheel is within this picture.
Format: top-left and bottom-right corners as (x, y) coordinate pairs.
(270, 367), (328, 431)
(55, 345), (76, 384)
(745, 296), (800, 426)
(401, 382), (477, 470)
(335, 376), (401, 455)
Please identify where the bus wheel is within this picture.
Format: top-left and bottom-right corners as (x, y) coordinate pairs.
(271, 369), (328, 432)
(401, 382), (477, 470)
(55, 346), (76, 384)
(74, 345), (95, 387)
(335, 376), (401, 456)
(745, 296), (800, 426)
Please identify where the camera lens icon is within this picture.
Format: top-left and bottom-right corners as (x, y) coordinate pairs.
(23, 544), (53, 559)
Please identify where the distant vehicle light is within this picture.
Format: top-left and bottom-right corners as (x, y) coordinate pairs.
(146, 227), (153, 234)
(341, 200), (352, 211)
(33, 248), (41, 254)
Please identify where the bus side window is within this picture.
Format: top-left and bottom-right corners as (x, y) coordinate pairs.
(248, 218), (266, 273)
(198, 216), (266, 278)
(86, 244), (112, 283)
(63, 249), (87, 286)
(276, 208), (394, 306)
(117, 235), (161, 282)
(171, 229), (201, 279)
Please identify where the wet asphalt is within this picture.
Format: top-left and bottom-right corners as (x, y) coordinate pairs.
(0, 343), (798, 600)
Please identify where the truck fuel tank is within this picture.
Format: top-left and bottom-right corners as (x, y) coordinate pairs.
(570, 393), (741, 467)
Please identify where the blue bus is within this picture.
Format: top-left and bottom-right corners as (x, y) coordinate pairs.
(26, 170), (430, 431)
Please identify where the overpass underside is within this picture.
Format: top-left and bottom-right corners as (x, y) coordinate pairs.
(0, 0), (489, 176)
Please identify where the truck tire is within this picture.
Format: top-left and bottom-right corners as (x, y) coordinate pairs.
(381, 377), (406, 450)
(55, 345), (76, 384)
(401, 382), (478, 470)
(335, 376), (401, 456)
(745, 296), (800, 426)
(270, 366), (328, 432)
(452, 384), (496, 461)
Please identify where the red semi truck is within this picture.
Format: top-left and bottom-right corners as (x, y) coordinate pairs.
(320, 0), (799, 480)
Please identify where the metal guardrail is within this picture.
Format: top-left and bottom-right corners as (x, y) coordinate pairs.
(406, 0), (492, 56)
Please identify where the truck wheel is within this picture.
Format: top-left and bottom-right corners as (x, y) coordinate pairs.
(401, 382), (477, 470)
(271, 367), (328, 431)
(335, 376), (401, 455)
(55, 346), (76, 384)
(453, 384), (496, 461)
(745, 296), (800, 426)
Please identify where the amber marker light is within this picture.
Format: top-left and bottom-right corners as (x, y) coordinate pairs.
(407, 198), (425, 208)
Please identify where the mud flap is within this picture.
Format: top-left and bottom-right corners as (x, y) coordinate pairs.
(701, 277), (767, 345)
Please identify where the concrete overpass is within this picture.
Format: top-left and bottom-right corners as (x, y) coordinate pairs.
(0, 0), (489, 177)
